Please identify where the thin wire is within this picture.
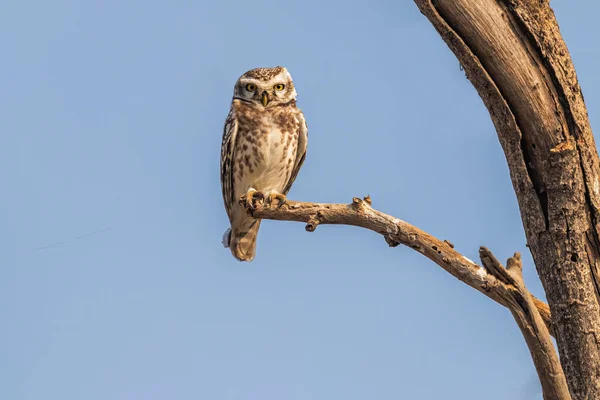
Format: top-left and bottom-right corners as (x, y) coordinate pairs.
(32, 228), (113, 252)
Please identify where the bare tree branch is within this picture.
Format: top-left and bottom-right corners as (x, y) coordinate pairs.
(242, 195), (567, 397)
(242, 196), (539, 319)
(480, 247), (570, 400)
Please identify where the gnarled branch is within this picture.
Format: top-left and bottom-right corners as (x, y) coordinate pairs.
(241, 195), (567, 399)
(480, 247), (569, 400)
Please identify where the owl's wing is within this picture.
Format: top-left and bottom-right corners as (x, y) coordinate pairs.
(220, 106), (239, 219)
(283, 109), (308, 195)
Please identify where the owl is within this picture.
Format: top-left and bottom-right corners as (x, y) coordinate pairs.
(220, 66), (308, 261)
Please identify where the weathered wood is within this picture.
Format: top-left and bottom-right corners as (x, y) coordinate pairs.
(414, 0), (600, 398)
(243, 196), (567, 398)
(480, 247), (570, 400)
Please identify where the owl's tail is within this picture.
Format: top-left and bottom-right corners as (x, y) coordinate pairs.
(223, 218), (261, 262)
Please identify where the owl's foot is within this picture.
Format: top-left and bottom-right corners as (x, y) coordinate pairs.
(239, 189), (265, 210)
(266, 192), (287, 208)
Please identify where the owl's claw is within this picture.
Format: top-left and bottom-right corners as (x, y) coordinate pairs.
(240, 189), (265, 210)
(267, 192), (287, 208)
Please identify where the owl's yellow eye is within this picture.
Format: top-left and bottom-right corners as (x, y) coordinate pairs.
(246, 84), (256, 91)
(274, 84), (285, 91)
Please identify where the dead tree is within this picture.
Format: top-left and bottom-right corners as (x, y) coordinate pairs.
(240, 1), (600, 399)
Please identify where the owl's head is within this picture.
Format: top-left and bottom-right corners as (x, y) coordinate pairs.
(233, 66), (298, 108)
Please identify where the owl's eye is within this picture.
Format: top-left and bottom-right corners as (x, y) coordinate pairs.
(274, 84), (285, 91)
(246, 84), (256, 91)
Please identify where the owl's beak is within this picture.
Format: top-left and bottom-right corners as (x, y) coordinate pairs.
(261, 91), (269, 107)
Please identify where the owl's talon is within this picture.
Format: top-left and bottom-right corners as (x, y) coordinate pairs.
(252, 191), (265, 206)
(240, 189), (265, 210)
(267, 192), (287, 208)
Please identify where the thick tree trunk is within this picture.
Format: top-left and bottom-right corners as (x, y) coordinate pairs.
(413, 0), (600, 398)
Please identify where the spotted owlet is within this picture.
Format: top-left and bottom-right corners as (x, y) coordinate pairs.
(220, 66), (308, 261)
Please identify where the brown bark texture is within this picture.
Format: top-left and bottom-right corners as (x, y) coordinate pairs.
(242, 196), (568, 399)
(414, 0), (600, 398)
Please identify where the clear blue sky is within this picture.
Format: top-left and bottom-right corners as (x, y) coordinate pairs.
(3, 1), (599, 399)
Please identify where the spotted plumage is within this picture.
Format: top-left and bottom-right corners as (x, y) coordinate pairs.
(220, 67), (308, 261)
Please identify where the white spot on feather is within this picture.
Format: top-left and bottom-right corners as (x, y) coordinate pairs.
(594, 177), (599, 196)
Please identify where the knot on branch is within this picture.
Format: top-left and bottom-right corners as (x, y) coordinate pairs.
(385, 235), (400, 247)
(506, 252), (522, 273)
(444, 239), (455, 248)
(306, 213), (321, 232)
(351, 195), (372, 212)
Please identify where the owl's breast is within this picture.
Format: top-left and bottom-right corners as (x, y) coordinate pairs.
(233, 108), (300, 195)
